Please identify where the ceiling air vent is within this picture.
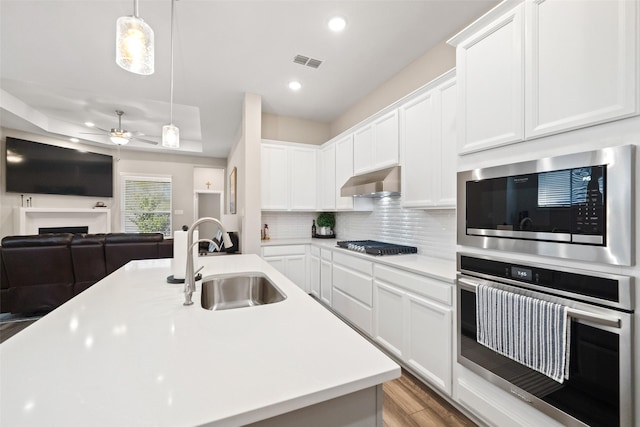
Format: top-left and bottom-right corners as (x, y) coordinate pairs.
(293, 54), (323, 69)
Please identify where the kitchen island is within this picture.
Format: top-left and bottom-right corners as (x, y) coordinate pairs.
(0, 255), (400, 426)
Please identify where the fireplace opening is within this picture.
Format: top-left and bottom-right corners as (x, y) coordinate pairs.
(39, 226), (89, 234)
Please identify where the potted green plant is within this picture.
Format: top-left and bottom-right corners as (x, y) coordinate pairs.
(316, 212), (335, 236)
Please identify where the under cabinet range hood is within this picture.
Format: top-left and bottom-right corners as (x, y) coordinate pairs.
(340, 166), (401, 198)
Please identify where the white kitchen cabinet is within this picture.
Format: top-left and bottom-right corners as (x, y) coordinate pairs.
(262, 245), (307, 292)
(405, 292), (452, 394)
(400, 72), (457, 209)
(353, 110), (399, 174)
(318, 142), (336, 210)
(308, 246), (320, 298)
(373, 265), (453, 395)
(320, 248), (332, 306)
(334, 134), (355, 210)
(373, 281), (404, 358)
(455, 3), (524, 154)
(451, 0), (638, 154)
(332, 251), (374, 335)
(261, 143), (289, 210)
(261, 141), (317, 211)
(524, 0), (638, 138)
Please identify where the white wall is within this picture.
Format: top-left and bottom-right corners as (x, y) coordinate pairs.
(226, 93), (262, 255)
(1, 127), (226, 238)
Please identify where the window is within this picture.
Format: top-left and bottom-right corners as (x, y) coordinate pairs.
(121, 175), (172, 236)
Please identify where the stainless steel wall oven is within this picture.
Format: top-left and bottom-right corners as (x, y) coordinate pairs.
(457, 145), (634, 265)
(457, 253), (634, 427)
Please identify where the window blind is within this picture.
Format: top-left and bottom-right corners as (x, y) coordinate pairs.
(121, 175), (172, 236)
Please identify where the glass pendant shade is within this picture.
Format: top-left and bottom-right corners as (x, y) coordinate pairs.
(110, 135), (130, 145)
(116, 15), (154, 75)
(162, 124), (180, 148)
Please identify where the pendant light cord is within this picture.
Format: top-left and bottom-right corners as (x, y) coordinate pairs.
(133, 0), (139, 18)
(169, 0), (175, 125)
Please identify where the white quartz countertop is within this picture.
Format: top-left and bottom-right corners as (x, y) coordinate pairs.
(0, 255), (400, 427)
(263, 238), (456, 283)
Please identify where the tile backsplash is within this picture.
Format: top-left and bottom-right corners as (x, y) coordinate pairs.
(261, 196), (456, 261)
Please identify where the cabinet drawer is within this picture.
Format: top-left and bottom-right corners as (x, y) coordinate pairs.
(262, 245), (306, 257)
(332, 288), (372, 336)
(374, 265), (452, 306)
(332, 251), (373, 275)
(333, 264), (372, 306)
(310, 245), (320, 257)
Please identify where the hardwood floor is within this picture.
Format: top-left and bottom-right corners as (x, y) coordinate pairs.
(1, 318), (477, 427)
(383, 370), (477, 427)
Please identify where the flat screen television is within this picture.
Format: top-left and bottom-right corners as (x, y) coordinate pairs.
(5, 137), (113, 197)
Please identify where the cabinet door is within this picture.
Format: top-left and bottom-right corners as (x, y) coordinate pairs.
(289, 147), (317, 210)
(320, 258), (332, 306)
(261, 144), (289, 209)
(373, 281), (405, 359)
(457, 4), (524, 154)
(335, 135), (354, 210)
(309, 255), (320, 297)
(525, 0), (638, 138)
(373, 110), (399, 169)
(318, 143), (336, 210)
(353, 124), (374, 175)
(405, 292), (452, 395)
(286, 254), (307, 292)
(265, 256), (286, 275)
(434, 78), (457, 207)
(400, 90), (437, 207)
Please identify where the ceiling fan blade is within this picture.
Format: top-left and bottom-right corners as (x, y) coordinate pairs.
(132, 137), (159, 145)
(80, 132), (108, 136)
(91, 125), (111, 133)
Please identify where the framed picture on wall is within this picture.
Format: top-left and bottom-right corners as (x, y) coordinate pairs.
(229, 167), (237, 214)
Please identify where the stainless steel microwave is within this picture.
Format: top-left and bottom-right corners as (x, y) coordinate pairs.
(457, 145), (634, 266)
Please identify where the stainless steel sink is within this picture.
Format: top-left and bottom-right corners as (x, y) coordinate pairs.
(201, 273), (286, 311)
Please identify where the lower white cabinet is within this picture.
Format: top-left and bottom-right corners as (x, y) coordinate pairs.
(373, 265), (453, 395)
(320, 248), (333, 306)
(332, 252), (374, 335)
(308, 246), (320, 298)
(262, 245), (307, 292)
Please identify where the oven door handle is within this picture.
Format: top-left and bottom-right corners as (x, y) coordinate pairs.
(457, 277), (621, 329)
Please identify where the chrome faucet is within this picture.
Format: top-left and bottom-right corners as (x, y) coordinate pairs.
(184, 217), (233, 306)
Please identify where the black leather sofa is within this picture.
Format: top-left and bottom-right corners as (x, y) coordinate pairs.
(0, 233), (173, 315)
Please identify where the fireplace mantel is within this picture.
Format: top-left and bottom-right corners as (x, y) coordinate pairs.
(13, 208), (111, 235)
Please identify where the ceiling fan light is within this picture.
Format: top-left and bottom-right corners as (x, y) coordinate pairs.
(110, 135), (130, 145)
(162, 124), (180, 148)
(116, 15), (154, 75)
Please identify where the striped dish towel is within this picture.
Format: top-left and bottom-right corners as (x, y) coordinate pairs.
(476, 284), (570, 383)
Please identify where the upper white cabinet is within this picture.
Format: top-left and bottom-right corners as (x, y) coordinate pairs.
(334, 134), (355, 210)
(400, 72), (457, 209)
(455, 3), (525, 154)
(525, 0), (638, 138)
(353, 110), (399, 174)
(261, 141), (317, 211)
(450, 0), (638, 154)
(318, 142), (336, 210)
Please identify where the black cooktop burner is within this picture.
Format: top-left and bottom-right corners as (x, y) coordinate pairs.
(337, 240), (418, 256)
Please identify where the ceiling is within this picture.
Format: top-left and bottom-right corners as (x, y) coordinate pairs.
(0, 0), (497, 158)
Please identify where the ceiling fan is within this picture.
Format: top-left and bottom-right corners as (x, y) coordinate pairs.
(81, 110), (158, 145)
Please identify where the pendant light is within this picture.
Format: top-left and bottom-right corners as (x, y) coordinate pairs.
(162, 0), (179, 148)
(116, 0), (154, 75)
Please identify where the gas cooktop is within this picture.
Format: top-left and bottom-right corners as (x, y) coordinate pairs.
(337, 240), (418, 256)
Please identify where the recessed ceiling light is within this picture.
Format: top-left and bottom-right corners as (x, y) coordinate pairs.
(289, 81), (302, 91)
(328, 16), (346, 32)
(84, 121), (95, 127)
(69, 138), (79, 143)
